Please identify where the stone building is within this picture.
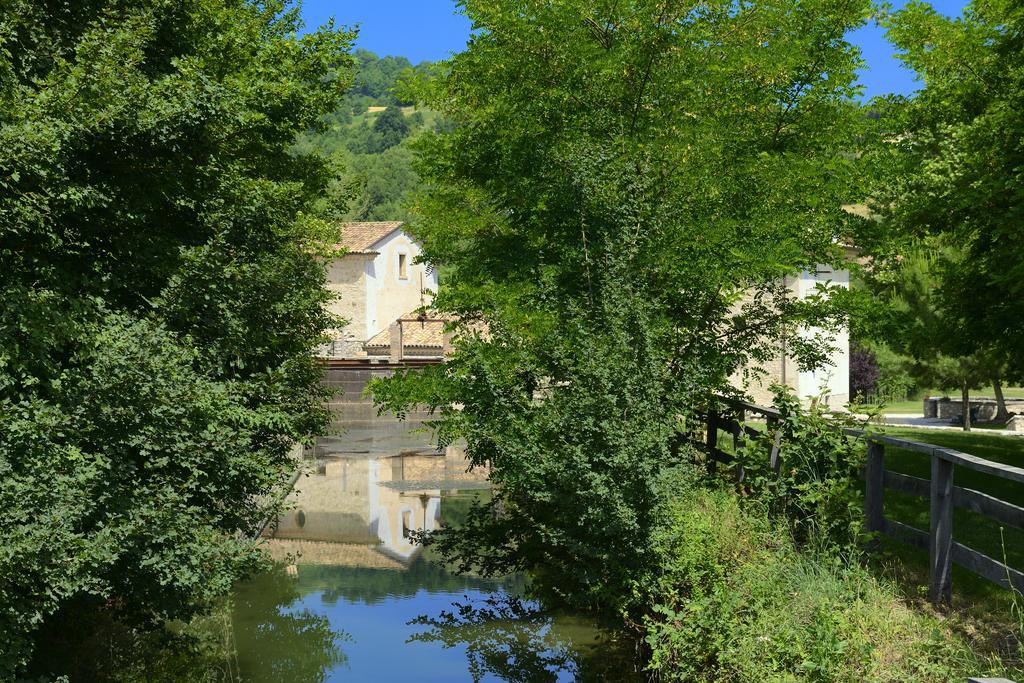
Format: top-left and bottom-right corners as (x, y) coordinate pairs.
(323, 221), (852, 407)
(323, 221), (439, 357)
(733, 260), (853, 410)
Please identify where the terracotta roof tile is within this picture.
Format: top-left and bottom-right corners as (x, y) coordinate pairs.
(366, 310), (452, 349)
(337, 221), (404, 254)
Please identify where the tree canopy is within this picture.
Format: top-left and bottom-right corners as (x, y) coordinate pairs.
(869, 0), (1024, 374)
(374, 0), (871, 616)
(0, 0), (352, 675)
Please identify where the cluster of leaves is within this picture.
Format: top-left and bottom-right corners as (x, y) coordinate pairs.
(0, 0), (351, 675)
(374, 0), (874, 620)
(734, 388), (868, 552)
(855, 0), (1024, 420)
(850, 346), (882, 399)
(856, 238), (1002, 426)
(869, 341), (921, 402)
(346, 49), (422, 111)
(641, 483), (1003, 682)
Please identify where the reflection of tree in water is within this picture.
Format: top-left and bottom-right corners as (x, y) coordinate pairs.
(231, 569), (348, 683)
(409, 595), (633, 683)
(298, 556), (524, 606)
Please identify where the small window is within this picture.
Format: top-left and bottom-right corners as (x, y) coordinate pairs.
(398, 253), (408, 280)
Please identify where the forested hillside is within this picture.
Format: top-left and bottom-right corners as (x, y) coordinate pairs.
(295, 49), (446, 222)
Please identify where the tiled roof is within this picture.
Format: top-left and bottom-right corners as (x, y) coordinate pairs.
(366, 310), (452, 349)
(337, 221), (404, 254)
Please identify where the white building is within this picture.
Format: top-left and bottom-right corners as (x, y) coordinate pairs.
(734, 262), (852, 410)
(323, 221), (439, 357)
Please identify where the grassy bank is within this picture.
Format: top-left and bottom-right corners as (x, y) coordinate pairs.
(868, 427), (1024, 642)
(642, 484), (1019, 681)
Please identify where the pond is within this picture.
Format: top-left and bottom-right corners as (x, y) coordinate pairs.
(229, 417), (635, 681)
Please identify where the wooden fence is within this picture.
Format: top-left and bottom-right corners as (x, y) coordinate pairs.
(701, 396), (1024, 605)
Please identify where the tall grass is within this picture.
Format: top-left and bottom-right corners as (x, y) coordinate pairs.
(640, 484), (1018, 681)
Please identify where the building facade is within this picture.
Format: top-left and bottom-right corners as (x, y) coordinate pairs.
(324, 221), (851, 407)
(324, 221), (439, 357)
(733, 264), (851, 410)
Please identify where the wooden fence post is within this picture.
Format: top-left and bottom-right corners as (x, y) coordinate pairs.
(706, 409), (719, 475)
(767, 416), (782, 474)
(734, 408), (746, 483)
(865, 440), (885, 535)
(929, 454), (955, 605)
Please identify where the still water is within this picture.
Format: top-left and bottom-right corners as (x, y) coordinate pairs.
(229, 418), (625, 681)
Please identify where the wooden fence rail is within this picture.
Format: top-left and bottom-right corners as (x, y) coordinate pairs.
(701, 396), (1024, 605)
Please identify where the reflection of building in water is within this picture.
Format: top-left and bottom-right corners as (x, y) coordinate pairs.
(273, 449), (478, 562)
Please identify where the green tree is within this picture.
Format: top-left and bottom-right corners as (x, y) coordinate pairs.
(374, 0), (871, 617)
(864, 242), (990, 429)
(368, 105), (412, 153)
(350, 48), (414, 105)
(0, 0), (352, 674)
(873, 0), (1024, 378)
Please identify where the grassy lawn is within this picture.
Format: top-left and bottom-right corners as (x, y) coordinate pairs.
(869, 426), (1024, 619)
(863, 386), (1024, 415)
(875, 399), (927, 414)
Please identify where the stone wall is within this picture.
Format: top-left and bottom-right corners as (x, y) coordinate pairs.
(322, 363), (436, 422)
(325, 255), (371, 342)
(924, 397), (1024, 421)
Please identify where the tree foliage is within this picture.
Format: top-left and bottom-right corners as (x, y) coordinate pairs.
(868, 0), (1024, 374)
(374, 0), (871, 617)
(0, 0), (352, 674)
(860, 239), (996, 428)
(368, 105), (412, 153)
(292, 51), (447, 222)
(849, 346), (881, 399)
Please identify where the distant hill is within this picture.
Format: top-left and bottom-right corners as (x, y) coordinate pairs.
(296, 49), (449, 222)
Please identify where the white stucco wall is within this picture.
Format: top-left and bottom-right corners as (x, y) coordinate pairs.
(794, 266), (850, 408)
(731, 267), (851, 409)
(323, 229), (439, 347)
(364, 231), (438, 339)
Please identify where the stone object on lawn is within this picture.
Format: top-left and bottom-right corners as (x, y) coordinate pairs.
(922, 397), (1024, 422)
(1006, 415), (1024, 433)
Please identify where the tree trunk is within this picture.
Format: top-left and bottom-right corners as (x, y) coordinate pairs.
(993, 378), (1011, 423)
(961, 383), (971, 432)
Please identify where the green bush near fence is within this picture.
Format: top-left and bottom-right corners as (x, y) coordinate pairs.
(641, 484), (1013, 682)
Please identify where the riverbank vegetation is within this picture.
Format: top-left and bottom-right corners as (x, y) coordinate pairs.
(372, 0), (1024, 678)
(377, 0), (869, 613)
(0, 0), (352, 676)
(4, 0), (1024, 679)
(644, 484), (1002, 681)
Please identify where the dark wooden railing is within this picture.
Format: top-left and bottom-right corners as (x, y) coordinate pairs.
(702, 396), (1024, 605)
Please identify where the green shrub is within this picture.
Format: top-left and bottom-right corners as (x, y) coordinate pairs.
(641, 485), (1009, 682)
(735, 387), (866, 553)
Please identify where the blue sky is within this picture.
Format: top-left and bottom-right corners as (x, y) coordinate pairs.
(300, 0), (971, 100)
